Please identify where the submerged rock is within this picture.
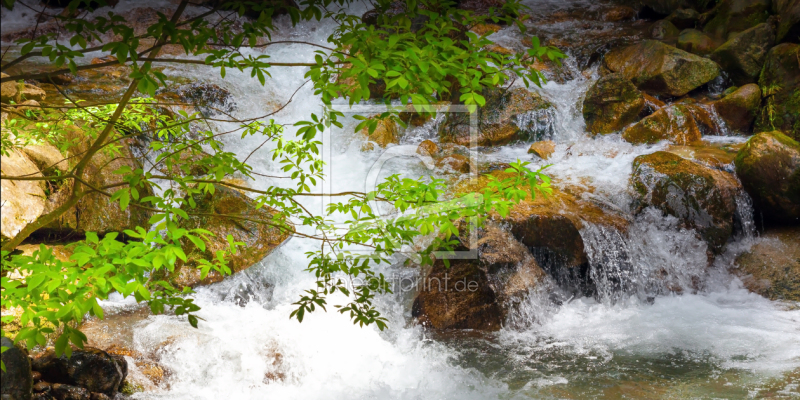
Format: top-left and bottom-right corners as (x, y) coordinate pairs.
(754, 43), (800, 141)
(603, 40), (720, 97)
(632, 151), (742, 253)
(412, 224), (547, 331)
(163, 184), (292, 288)
(439, 88), (555, 147)
(0, 149), (46, 241)
(734, 131), (800, 223)
(622, 104), (702, 145)
(32, 347), (125, 395)
(710, 22), (776, 85)
(1, 336), (33, 400)
(582, 74), (645, 135)
(733, 227), (800, 301)
(712, 83), (762, 133)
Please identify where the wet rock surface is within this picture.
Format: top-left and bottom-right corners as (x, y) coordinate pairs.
(734, 131), (800, 223)
(31, 347), (126, 396)
(710, 21), (776, 85)
(712, 83), (762, 133)
(622, 104), (702, 145)
(1, 336), (33, 400)
(754, 43), (800, 140)
(631, 151), (742, 253)
(439, 87), (555, 147)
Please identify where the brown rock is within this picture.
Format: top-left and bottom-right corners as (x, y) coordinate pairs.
(676, 29), (718, 55)
(0, 149), (46, 241)
(710, 22), (776, 85)
(712, 83), (761, 132)
(1, 72), (19, 103)
(435, 154), (471, 173)
(21, 143), (68, 173)
(527, 140), (556, 159)
(733, 227), (800, 301)
(622, 104), (702, 145)
(603, 6), (636, 21)
(754, 43), (800, 141)
(360, 117), (399, 149)
(582, 74), (645, 135)
(416, 140), (439, 156)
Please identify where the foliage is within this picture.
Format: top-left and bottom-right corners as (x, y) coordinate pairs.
(0, 0), (562, 363)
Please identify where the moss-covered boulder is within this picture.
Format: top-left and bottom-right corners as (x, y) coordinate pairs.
(734, 131), (800, 223)
(710, 22), (776, 85)
(632, 151), (742, 252)
(773, 0), (800, 43)
(732, 226), (800, 301)
(603, 41), (720, 97)
(582, 74), (645, 134)
(703, 0), (772, 40)
(411, 224), (547, 331)
(676, 29), (718, 55)
(0, 149), (45, 242)
(164, 184), (292, 288)
(712, 83), (761, 133)
(754, 43), (800, 140)
(439, 87), (555, 147)
(622, 104), (702, 145)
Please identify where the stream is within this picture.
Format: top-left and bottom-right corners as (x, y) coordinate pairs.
(3, 0), (800, 398)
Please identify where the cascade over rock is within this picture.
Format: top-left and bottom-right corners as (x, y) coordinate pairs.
(603, 40), (720, 97)
(582, 74), (645, 135)
(631, 151), (742, 253)
(734, 131), (800, 223)
(439, 87), (555, 146)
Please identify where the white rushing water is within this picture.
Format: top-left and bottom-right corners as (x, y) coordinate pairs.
(3, 1), (799, 398)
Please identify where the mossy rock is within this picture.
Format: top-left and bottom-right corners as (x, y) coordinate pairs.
(631, 151), (742, 253)
(651, 20), (681, 44)
(734, 131), (800, 223)
(603, 40), (720, 97)
(439, 87), (555, 147)
(582, 74), (645, 135)
(703, 0), (772, 40)
(676, 29), (718, 55)
(712, 83), (761, 133)
(732, 226), (800, 301)
(710, 21), (776, 85)
(754, 43), (800, 141)
(773, 0), (800, 43)
(667, 8), (701, 29)
(162, 184), (292, 288)
(622, 104), (702, 145)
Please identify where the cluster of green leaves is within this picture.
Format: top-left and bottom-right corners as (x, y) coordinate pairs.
(1, 0), (562, 361)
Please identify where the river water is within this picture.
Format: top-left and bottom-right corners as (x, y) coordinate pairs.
(3, 0), (799, 398)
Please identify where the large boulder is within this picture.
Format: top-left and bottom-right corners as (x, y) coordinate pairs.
(754, 43), (800, 141)
(703, 0), (772, 40)
(162, 184), (292, 288)
(622, 104), (702, 145)
(632, 151), (742, 253)
(734, 131), (800, 223)
(453, 171), (629, 295)
(712, 83), (762, 133)
(1, 72), (18, 103)
(732, 227), (800, 301)
(773, 0), (800, 43)
(676, 29), (718, 55)
(36, 127), (154, 241)
(582, 74), (645, 135)
(31, 347), (125, 395)
(603, 41), (720, 97)
(1, 336), (33, 400)
(411, 224), (547, 331)
(710, 22), (776, 85)
(1, 149), (46, 242)
(439, 88), (555, 147)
